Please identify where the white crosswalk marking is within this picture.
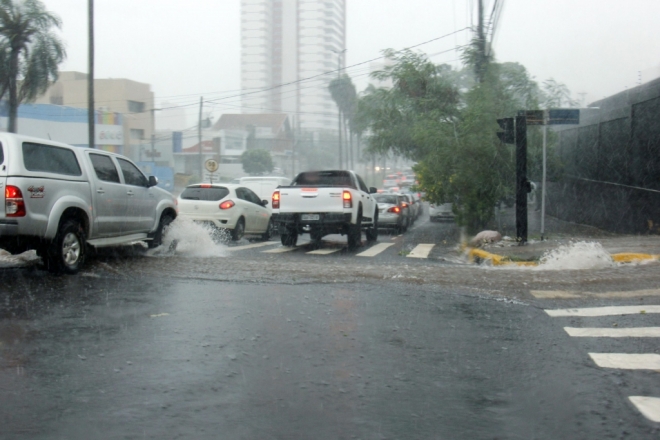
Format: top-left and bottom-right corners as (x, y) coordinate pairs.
(545, 305), (660, 317)
(227, 242), (279, 251)
(565, 327), (660, 337)
(629, 397), (660, 423)
(407, 244), (434, 259)
(357, 243), (395, 257)
(263, 246), (298, 253)
(307, 248), (342, 255)
(533, 289), (660, 299)
(589, 353), (660, 370)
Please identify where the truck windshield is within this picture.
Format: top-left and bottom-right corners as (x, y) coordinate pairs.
(293, 171), (354, 188)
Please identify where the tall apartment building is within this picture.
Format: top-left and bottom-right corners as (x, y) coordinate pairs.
(241, 0), (346, 133)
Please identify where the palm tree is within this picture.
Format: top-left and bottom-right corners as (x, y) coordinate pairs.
(0, 0), (66, 132)
(328, 74), (357, 168)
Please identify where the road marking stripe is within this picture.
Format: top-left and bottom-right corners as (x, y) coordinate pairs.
(589, 353), (660, 370)
(629, 396), (660, 422)
(407, 244), (435, 259)
(263, 246), (298, 253)
(545, 305), (660, 317)
(532, 289), (660, 299)
(227, 242), (279, 251)
(357, 243), (395, 257)
(565, 327), (660, 337)
(307, 248), (342, 255)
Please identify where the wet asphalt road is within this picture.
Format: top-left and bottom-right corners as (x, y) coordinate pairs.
(1, 216), (660, 439)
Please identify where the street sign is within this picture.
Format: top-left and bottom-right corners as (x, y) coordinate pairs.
(204, 158), (219, 173)
(518, 110), (545, 125)
(548, 109), (579, 125)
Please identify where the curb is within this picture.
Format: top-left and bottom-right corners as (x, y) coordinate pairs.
(465, 247), (659, 267)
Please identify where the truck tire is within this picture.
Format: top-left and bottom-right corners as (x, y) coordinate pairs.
(148, 213), (174, 249)
(346, 210), (362, 249)
(366, 211), (379, 242)
(281, 230), (298, 247)
(46, 219), (86, 274)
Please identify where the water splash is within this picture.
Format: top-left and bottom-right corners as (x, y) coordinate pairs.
(154, 217), (230, 258)
(535, 241), (614, 270)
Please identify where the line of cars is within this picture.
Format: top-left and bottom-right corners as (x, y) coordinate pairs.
(374, 191), (423, 233)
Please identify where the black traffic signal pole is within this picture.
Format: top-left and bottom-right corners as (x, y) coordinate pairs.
(515, 115), (528, 244)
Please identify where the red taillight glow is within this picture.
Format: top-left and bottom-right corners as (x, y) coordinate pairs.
(219, 200), (235, 210)
(401, 202), (408, 207)
(200, 184), (211, 188)
(272, 191), (280, 209)
(342, 191), (352, 208)
(388, 206), (401, 213)
(5, 185), (26, 217)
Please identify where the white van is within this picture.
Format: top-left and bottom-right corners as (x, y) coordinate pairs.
(234, 176), (291, 209)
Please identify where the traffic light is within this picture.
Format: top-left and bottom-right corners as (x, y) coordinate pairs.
(496, 117), (514, 144)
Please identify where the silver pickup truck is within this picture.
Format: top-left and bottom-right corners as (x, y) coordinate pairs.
(270, 170), (378, 248)
(0, 133), (177, 273)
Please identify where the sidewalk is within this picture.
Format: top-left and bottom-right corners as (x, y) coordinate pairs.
(471, 207), (660, 264)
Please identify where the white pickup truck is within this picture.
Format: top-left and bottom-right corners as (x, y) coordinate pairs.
(0, 133), (177, 273)
(270, 170), (379, 248)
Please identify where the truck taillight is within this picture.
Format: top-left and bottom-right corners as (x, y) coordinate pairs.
(342, 191), (352, 208)
(272, 191), (280, 209)
(5, 185), (26, 217)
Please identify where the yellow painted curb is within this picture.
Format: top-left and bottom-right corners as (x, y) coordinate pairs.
(466, 247), (538, 267)
(466, 248), (660, 267)
(611, 253), (660, 263)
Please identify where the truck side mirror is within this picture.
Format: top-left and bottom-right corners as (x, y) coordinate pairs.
(369, 187), (378, 194)
(148, 176), (159, 187)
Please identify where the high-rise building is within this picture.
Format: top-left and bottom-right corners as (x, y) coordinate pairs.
(241, 0), (346, 133)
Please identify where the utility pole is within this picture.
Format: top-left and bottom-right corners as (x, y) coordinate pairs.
(332, 48), (347, 168)
(515, 114), (528, 244)
(475, 0), (486, 83)
(198, 97), (203, 182)
(87, 0), (95, 148)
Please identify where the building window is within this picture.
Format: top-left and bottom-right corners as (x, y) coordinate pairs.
(128, 100), (145, 113)
(130, 129), (145, 140)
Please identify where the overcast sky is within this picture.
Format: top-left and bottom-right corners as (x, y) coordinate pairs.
(47, 0), (660, 125)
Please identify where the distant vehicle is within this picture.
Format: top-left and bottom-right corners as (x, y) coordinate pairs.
(177, 183), (273, 241)
(383, 175), (398, 188)
(429, 202), (455, 222)
(374, 193), (411, 233)
(231, 176), (291, 210)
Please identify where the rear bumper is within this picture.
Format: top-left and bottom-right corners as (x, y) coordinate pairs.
(272, 213), (351, 234)
(0, 220), (19, 237)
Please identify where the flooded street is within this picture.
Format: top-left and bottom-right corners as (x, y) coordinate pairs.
(1, 216), (660, 438)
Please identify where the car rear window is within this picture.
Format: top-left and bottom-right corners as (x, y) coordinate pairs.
(293, 171), (354, 188)
(375, 195), (398, 204)
(22, 142), (82, 176)
(181, 186), (230, 201)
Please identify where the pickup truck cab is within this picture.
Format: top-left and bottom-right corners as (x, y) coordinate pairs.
(270, 170), (378, 248)
(0, 133), (177, 273)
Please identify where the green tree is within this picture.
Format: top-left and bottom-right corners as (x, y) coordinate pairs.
(240, 149), (273, 176)
(0, 0), (66, 132)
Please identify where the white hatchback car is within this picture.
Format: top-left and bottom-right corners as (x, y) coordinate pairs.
(177, 184), (273, 241)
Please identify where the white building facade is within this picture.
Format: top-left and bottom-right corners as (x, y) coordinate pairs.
(240, 0), (346, 133)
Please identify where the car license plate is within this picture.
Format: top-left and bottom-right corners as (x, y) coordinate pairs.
(301, 214), (320, 221)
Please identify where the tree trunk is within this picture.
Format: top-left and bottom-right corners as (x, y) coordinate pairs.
(7, 49), (19, 133)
